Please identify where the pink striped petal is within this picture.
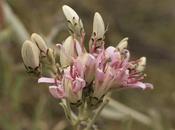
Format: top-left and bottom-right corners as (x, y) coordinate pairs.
(38, 77), (57, 84)
(73, 77), (86, 93)
(86, 54), (96, 66)
(49, 85), (65, 98)
(96, 68), (105, 81)
(105, 46), (116, 56)
(127, 82), (147, 89)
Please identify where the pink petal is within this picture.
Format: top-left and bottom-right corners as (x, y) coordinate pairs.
(73, 77), (86, 93)
(64, 74), (73, 80)
(127, 82), (147, 89)
(145, 83), (154, 89)
(49, 85), (65, 98)
(116, 69), (129, 84)
(96, 68), (105, 81)
(105, 47), (120, 62)
(74, 61), (84, 77)
(86, 54), (96, 65)
(105, 46), (116, 56)
(96, 51), (106, 69)
(38, 77), (57, 84)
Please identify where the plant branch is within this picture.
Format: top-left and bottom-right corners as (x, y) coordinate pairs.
(108, 98), (152, 126)
(2, 1), (29, 43)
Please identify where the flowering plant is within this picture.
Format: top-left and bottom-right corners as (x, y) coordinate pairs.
(21, 5), (153, 130)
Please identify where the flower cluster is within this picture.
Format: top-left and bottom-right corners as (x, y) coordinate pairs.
(22, 5), (153, 107)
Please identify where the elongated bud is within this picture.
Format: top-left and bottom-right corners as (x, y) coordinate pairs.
(31, 33), (48, 54)
(21, 40), (40, 70)
(62, 5), (79, 24)
(116, 37), (128, 51)
(62, 5), (84, 36)
(60, 36), (74, 68)
(92, 12), (105, 41)
(59, 36), (82, 68)
(136, 57), (146, 72)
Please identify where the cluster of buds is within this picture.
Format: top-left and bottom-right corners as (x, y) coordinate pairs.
(21, 5), (153, 128)
(21, 33), (46, 74)
(21, 33), (57, 75)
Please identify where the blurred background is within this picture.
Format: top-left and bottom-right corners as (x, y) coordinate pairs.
(0, 0), (175, 130)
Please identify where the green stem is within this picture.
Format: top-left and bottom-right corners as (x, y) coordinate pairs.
(74, 102), (87, 129)
(84, 98), (109, 130)
(65, 99), (78, 125)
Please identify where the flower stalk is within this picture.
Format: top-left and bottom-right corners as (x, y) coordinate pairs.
(84, 97), (109, 130)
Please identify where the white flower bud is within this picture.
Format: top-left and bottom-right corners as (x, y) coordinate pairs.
(136, 57), (146, 72)
(62, 5), (79, 24)
(21, 40), (40, 70)
(59, 36), (82, 68)
(116, 37), (128, 51)
(92, 12), (105, 40)
(62, 5), (84, 36)
(31, 33), (48, 54)
(60, 36), (74, 68)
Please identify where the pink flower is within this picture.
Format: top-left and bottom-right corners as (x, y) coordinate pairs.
(92, 46), (153, 99)
(38, 40), (153, 102)
(76, 53), (96, 83)
(38, 77), (65, 98)
(38, 60), (86, 103)
(63, 61), (86, 103)
(93, 49), (116, 98)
